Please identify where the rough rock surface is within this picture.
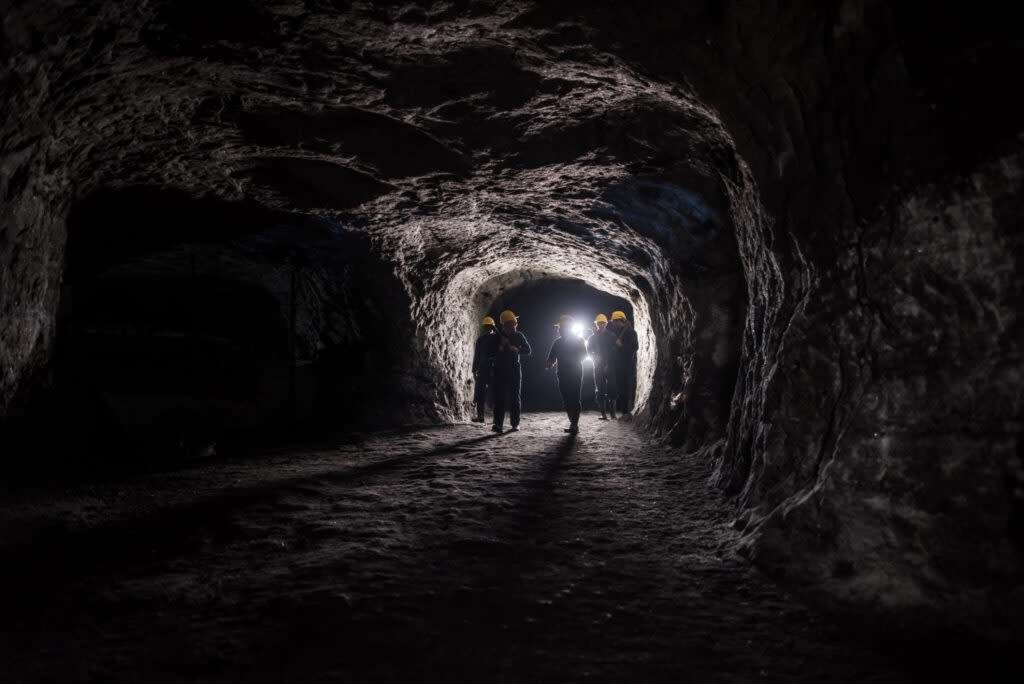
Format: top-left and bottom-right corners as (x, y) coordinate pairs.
(1, 414), (978, 682)
(2, 0), (1021, 639)
(727, 153), (1024, 636)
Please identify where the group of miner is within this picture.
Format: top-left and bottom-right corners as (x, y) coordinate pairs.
(470, 309), (639, 434)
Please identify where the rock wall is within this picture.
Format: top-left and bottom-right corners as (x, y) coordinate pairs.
(529, 0), (1022, 636)
(1, 0), (1020, 638)
(1, 0), (746, 447)
(732, 153), (1024, 636)
(0, 161), (68, 417)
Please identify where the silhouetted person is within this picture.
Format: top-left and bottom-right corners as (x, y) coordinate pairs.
(589, 313), (616, 420)
(582, 324), (597, 408)
(471, 316), (497, 423)
(610, 310), (639, 414)
(491, 310), (531, 433)
(546, 315), (588, 434)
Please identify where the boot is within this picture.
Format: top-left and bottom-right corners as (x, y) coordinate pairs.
(471, 411), (484, 423)
(608, 399), (617, 420)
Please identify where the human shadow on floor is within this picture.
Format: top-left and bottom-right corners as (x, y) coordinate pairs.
(234, 433), (583, 676)
(318, 431), (504, 484)
(0, 431), (505, 593)
(408, 434), (581, 650)
(438, 433), (578, 566)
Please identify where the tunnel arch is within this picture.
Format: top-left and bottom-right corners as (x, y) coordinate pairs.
(461, 268), (653, 416)
(381, 172), (751, 444)
(2, 0), (1018, 642)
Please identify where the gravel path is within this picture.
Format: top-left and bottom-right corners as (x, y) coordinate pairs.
(3, 412), (922, 681)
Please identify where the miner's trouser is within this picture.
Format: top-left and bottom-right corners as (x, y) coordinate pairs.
(473, 370), (490, 418)
(614, 362), (634, 413)
(595, 361), (615, 404)
(492, 369), (522, 428)
(558, 372), (583, 425)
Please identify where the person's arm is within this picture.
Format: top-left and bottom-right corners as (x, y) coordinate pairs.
(516, 332), (532, 358)
(628, 328), (639, 353)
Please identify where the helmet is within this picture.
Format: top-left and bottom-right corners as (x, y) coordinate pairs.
(594, 314), (608, 323)
(611, 311), (627, 321)
(482, 316), (495, 326)
(555, 314), (574, 328)
(499, 310), (518, 324)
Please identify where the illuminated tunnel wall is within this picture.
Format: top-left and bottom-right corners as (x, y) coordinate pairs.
(2, 0), (1021, 640)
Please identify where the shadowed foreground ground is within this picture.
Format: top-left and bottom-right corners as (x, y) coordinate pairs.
(0, 413), (1003, 681)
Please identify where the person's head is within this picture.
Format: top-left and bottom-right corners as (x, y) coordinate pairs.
(611, 311), (628, 329)
(499, 309), (518, 333)
(555, 314), (575, 337)
(481, 315), (496, 334)
(594, 313), (608, 332)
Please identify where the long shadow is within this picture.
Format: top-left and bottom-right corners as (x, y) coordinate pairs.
(301, 422), (460, 449)
(0, 431), (505, 597)
(508, 433), (577, 533)
(318, 432), (503, 484)
(2, 421), (463, 490)
(438, 432), (578, 572)
(233, 432), (581, 674)
(405, 433), (580, 654)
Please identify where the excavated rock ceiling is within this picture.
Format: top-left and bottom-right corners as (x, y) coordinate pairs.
(5, 0), (1022, 643)
(2, 0), (745, 426)
(9, 0), (737, 259)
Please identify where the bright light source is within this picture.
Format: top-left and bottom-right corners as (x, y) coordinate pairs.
(583, 355), (594, 365)
(571, 323), (584, 337)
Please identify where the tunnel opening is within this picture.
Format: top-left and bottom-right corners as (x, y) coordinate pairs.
(389, 170), (749, 451)
(428, 263), (659, 424)
(483, 277), (633, 413)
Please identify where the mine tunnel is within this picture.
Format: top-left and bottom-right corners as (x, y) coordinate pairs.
(1, 1), (1022, 681)
(480, 277), (635, 412)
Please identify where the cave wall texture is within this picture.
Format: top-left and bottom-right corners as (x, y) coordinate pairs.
(2, 0), (1021, 637)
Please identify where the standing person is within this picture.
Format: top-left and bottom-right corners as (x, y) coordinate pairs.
(491, 310), (532, 433)
(546, 315), (588, 434)
(470, 316), (497, 423)
(589, 313), (617, 420)
(582, 323), (597, 409)
(610, 310), (639, 414)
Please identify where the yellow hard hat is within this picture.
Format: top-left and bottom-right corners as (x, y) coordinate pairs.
(555, 314), (574, 328)
(611, 311), (627, 321)
(594, 314), (608, 323)
(499, 310), (518, 324)
(482, 316), (495, 326)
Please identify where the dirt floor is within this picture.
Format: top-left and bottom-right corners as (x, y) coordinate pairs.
(0, 412), (998, 682)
